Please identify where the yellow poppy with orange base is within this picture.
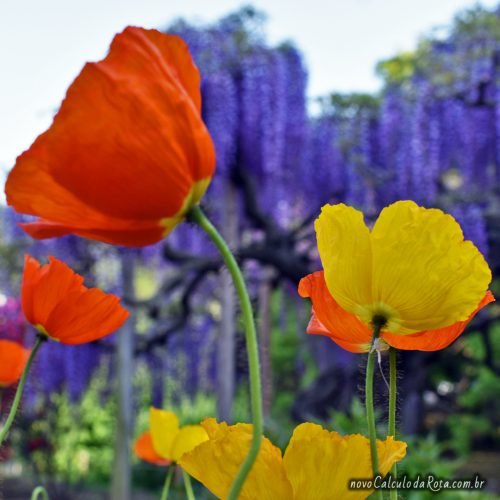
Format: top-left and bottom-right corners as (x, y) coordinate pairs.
(134, 408), (209, 465)
(299, 201), (494, 352)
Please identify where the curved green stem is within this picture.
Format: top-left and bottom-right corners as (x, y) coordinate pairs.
(31, 486), (49, 500)
(0, 336), (44, 445)
(160, 466), (175, 500)
(182, 469), (195, 500)
(389, 347), (397, 500)
(189, 205), (263, 499)
(366, 324), (382, 500)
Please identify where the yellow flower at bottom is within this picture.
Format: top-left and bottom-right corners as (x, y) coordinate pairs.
(315, 201), (491, 334)
(134, 407), (209, 465)
(283, 423), (405, 500)
(179, 419), (292, 499)
(178, 419), (407, 499)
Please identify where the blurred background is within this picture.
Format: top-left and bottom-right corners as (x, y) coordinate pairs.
(1, 1), (500, 499)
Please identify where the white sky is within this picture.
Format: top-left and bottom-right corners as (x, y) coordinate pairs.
(0, 0), (498, 171)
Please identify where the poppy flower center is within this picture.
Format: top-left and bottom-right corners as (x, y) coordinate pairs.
(372, 314), (388, 329)
(34, 324), (59, 342)
(356, 302), (402, 334)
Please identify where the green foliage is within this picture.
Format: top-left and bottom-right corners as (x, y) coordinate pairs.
(375, 51), (419, 85)
(328, 397), (370, 435)
(399, 434), (460, 475)
(459, 366), (500, 409)
(398, 434), (463, 500)
(385, 434), (498, 500)
(317, 92), (380, 120)
(270, 288), (317, 391)
(447, 412), (492, 457)
(375, 4), (500, 90)
(26, 363), (117, 485)
(265, 288), (320, 447)
(452, 5), (500, 39)
(444, 326), (500, 457)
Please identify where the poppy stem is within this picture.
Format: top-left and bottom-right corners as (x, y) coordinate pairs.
(160, 466), (175, 500)
(388, 347), (398, 500)
(182, 469), (195, 500)
(0, 335), (45, 446)
(366, 323), (382, 499)
(189, 205), (263, 499)
(30, 486), (49, 500)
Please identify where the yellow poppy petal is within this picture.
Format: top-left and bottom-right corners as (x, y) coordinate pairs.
(171, 425), (209, 461)
(283, 423), (406, 500)
(371, 201), (491, 333)
(149, 407), (179, 460)
(315, 204), (372, 317)
(377, 435), (408, 476)
(178, 418), (293, 499)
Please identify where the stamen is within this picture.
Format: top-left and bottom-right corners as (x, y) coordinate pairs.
(370, 338), (390, 391)
(377, 351), (390, 391)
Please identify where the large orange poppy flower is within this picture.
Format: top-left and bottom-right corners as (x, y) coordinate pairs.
(0, 340), (30, 387)
(22, 255), (129, 344)
(5, 26), (215, 247)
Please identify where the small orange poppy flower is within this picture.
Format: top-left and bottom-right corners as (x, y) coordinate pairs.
(5, 26), (215, 247)
(22, 255), (129, 344)
(0, 340), (30, 387)
(299, 271), (494, 352)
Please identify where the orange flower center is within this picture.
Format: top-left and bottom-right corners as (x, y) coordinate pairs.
(35, 324), (60, 342)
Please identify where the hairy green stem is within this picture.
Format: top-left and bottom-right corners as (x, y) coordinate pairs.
(366, 323), (383, 500)
(160, 466), (175, 500)
(30, 486), (49, 500)
(189, 205), (263, 499)
(389, 347), (398, 500)
(0, 336), (44, 445)
(182, 469), (195, 500)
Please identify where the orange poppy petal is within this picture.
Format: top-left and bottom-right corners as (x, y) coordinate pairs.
(21, 255), (128, 344)
(45, 289), (129, 344)
(19, 221), (74, 239)
(8, 158), (140, 236)
(21, 255), (44, 324)
(22, 255), (84, 327)
(382, 291), (495, 351)
(306, 311), (332, 336)
(0, 340), (30, 387)
(134, 432), (171, 466)
(20, 220), (166, 247)
(6, 26), (215, 247)
(298, 271), (372, 353)
(137, 28), (202, 113)
(306, 310), (371, 353)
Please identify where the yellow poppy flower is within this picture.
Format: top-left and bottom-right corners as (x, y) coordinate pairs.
(178, 419), (407, 499)
(134, 407), (209, 465)
(315, 201), (491, 335)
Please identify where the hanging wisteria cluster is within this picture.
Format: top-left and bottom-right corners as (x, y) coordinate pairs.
(1, 6), (499, 415)
(171, 7), (498, 254)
